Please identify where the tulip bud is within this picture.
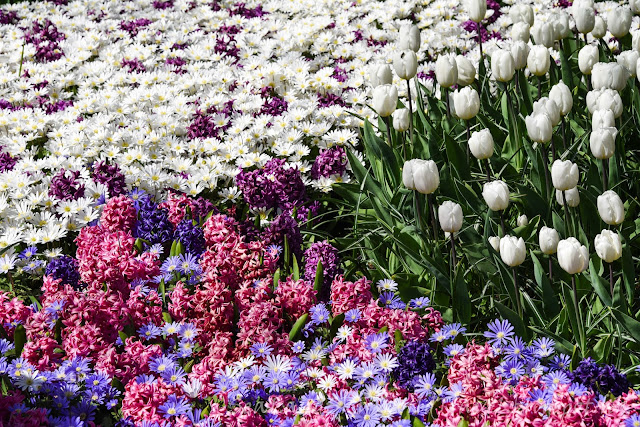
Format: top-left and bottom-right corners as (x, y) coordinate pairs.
(456, 55), (476, 87)
(597, 190), (624, 225)
(402, 159), (440, 194)
(634, 32), (640, 53)
(482, 180), (510, 211)
(510, 41), (529, 70)
(372, 84), (398, 117)
(517, 214), (529, 227)
(398, 24), (421, 52)
(533, 97), (561, 127)
(591, 16), (607, 39)
(590, 127), (617, 159)
(592, 109), (615, 130)
(500, 235), (526, 267)
(631, 0), (640, 15)
(595, 229), (622, 263)
(557, 237), (589, 274)
(510, 4), (534, 26)
(549, 82), (573, 117)
(525, 113), (553, 144)
(539, 226), (560, 255)
(551, 159), (579, 191)
(573, 7), (595, 34)
(468, 128), (494, 160)
(554, 12), (571, 40)
(491, 49), (516, 82)
(465, 0), (487, 23)
(527, 45), (551, 76)
(393, 50), (418, 80)
(531, 21), (556, 48)
(608, 7), (632, 39)
(435, 55), (458, 88)
(392, 108), (410, 132)
(438, 201), (463, 233)
(617, 51), (639, 78)
(489, 236), (501, 252)
(586, 89), (623, 118)
(578, 45), (599, 75)
(451, 87), (480, 120)
(591, 62), (628, 92)
(511, 22), (530, 43)
(369, 64), (393, 87)
(556, 187), (580, 207)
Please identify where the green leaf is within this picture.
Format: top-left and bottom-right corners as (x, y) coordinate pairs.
(329, 314), (345, 340)
(531, 252), (560, 317)
(313, 261), (324, 293)
(562, 285), (585, 354)
(292, 255), (300, 281)
(13, 324), (26, 356)
(289, 313), (309, 341)
(413, 417), (427, 427)
(169, 240), (177, 257)
(394, 329), (403, 353)
(611, 308), (640, 343)
(453, 263), (471, 324)
(184, 360), (195, 373)
(588, 260), (612, 307)
(273, 268), (281, 290)
(494, 301), (528, 341)
(162, 312), (172, 324)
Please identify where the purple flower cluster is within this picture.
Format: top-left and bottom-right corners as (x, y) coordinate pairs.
(190, 196), (216, 221)
(393, 340), (436, 390)
(236, 158), (307, 210)
(214, 25), (241, 61)
(0, 10), (19, 25)
(569, 357), (630, 396)
(209, 1), (267, 18)
(187, 100), (235, 140)
(175, 219), (206, 257)
(119, 18), (153, 37)
(152, 0), (174, 9)
(0, 151), (17, 173)
(310, 146), (347, 180)
(264, 213), (303, 259)
(92, 161), (127, 198)
(317, 92), (345, 108)
(304, 241), (340, 301)
(48, 169), (85, 201)
(44, 99), (73, 115)
(121, 58), (146, 73)
(23, 19), (65, 63)
(135, 197), (174, 246)
(296, 201), (321, 223)
(45, 255), (81, 288)
(461, 21), (502, 43)
(166, 57), (186, 74)
(258, 87), (288, 117)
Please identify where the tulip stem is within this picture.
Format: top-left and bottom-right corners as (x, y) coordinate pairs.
(585, 75), (591, 92)
(427, 194), (438, 241)
(602, 159), (608, 191)
(451, 233), (457, 268)
(560, 117), (567, 151)
(548, 256), (553, 283)
(414, 190), (423, 232)
(385, 116), (393, 150)
(512, 267), (522, 318)
(609, 262), (614, 296)
(444, 87), (450, 118)
(500, 211), (506, 238)
(485, 159), (491, 182)
(561, 190), (572, 237)
(406, 79), (414, 159)
(541, 145), (551, 200)
(537, 77), (542, 99)
(466, 120), (471, 163)
(571, 275), (584, 350)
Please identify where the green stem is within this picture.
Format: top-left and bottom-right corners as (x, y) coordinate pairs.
(406, 79), (413, 160)
(513, 267), (522, 318)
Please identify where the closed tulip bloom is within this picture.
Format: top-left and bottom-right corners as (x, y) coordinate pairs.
(557, 238), (589, 274)
(631, 0), (640, 14)
(372, 84), (398, 117)
(586, 89), (623, 118)
(369, 64), (393, 87)
(468, 129), (494, 159)
(489, 236), (501, 252)
(597, 190), (624, 225)
(578, 45), (599, 75)
(500, 235), (526, 267)
(633, 32), (640, 53)
(595, 229), (622, 263)
(403, 159), (438, 194)
(511, 41), (529, 70)
(533, 97), (561, 127)
(617, 51), (639, 78)
(573, 7), (595, 34)
(517, 214), (529, 227)
(456, 55), (476, 87)
(393, 109), (410, 132)
(531, 21), (556, 48)
(591, 63), (628, 92)
(554, 12), (571, 40)
(483, 180), (510, 211)
(636, 61), (640, 85)
(511, 22), (530, 43)
(539, 226), (560, 255)
(465, 0), (487, 23)
(549, 82), (573, 116)
(592, 109), (615, 130)
(393, 50), (418, 80)
(527, 45), (551, 76)
(436, 55), (458, 88)
(491, 49), (516, 82)
(525, 113), (553, 143)
(451, 87), (480, 120)
(398, 24), (420, 52)
(510, 4), (534, 26)
(551, 159), (579, 191)
(590, 127), (617, 159)
(556, 187), (580, 207)
(591, 16), (607, 39)
(608, 7), (632, 38)
(438, 201), (463, 233)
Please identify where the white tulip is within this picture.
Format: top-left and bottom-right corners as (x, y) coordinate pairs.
(527, 45), (551, 76)
(592, 109), (615, 130)
(435, 55), (458, 88)
(591, 63), (628, 92)
(539, 226), (560, 255)
(573, 0), (594, 9)
(369, 64), (393, 87)
(531, 21), (556, 48)
(590, 127), (617, 159)
(608, 7), (632, 39)
(517, 214), (529, 227)
(617, 51), (639, 78)
(594, 229), (622, 263)
(402, 159), (440, 195)
(631, 0), (640, 14)
(551, 160), (579, 191)
(500, 235), (526, 267)
(533, 97), (561, 127)
(489, 236), (501, 252)
(456, 55), (476, 87)
(438, 201), (463, 233)
(398, 24), (421, 52)
(556, 187), (580, 207)
(393, 50), (418, 80)
(465, 0), (487, 23)
(491, 49), (516, 82)
(597, 190), (624, 225)
(573, 7), (595, 34)
(586, 89), (623, 118)
(557, 237), (589, 274)
(392, 108), (410, 132)
(634, 32), (640, 53)
(372, 85), (398, 117)
(554, 12), (571, 40)
(578, 45), (599, 75)
(592, 16), (607, 39)
(549, 82), (573, 116)
(511, 22), (530, 43)
(451, 87), (480, 120)
(468, 129), (494, 160)
(482, 180), (510, 211)
(511, 41), (530, 70)
(510, 4), (534, 26)
(525, 113), (553, 143)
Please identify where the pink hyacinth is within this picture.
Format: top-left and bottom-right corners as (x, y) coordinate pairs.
(100, 194), (137, 233)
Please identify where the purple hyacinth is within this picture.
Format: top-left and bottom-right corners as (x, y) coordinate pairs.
(304, 241), (340, 301)
(263, 213), (303, 260)
(190, 196), (216, 221)
(121, 58), (146, 73)
(236, 158), (306, 211)
(0, 10), (19, 25)
(135, 197), (174, 246)
(92, 161), (127, 197)
(187, 100), (235, 140)
(310, 146), (347, 180)
(393, 340), (436, 390)
(569, 357), (630, 397)
(48, 169), (85, 201)
(44, 99), (73, 115)
(24, 19), (65, 63)
(296, 201), (321, 223)
(174, 219), (206, 257)
(166, 57), (186, 74)
(119, 18), (153, 37)
(0, 151), (18, 173)
(317, 92), (345, 108)
(257, 87), (288, 117)
(153, 0), (174, 9)
(46, 256), (81, 288)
